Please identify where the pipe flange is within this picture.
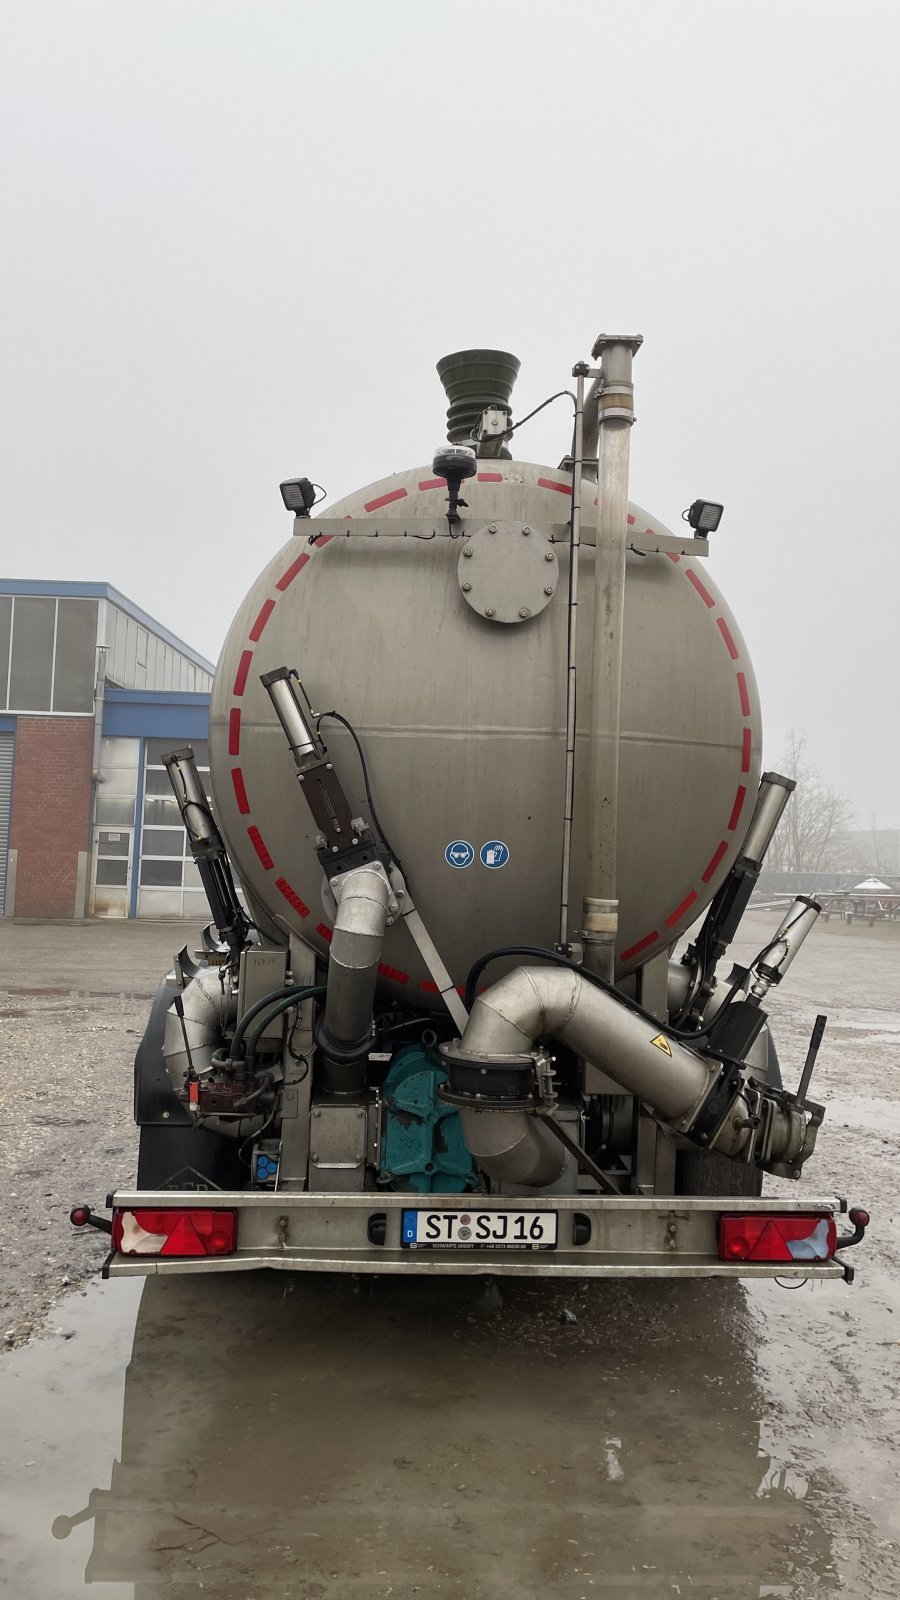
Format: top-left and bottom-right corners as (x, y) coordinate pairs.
(440, 1039), (536, 1102)
(437, 1085), (538, 1112)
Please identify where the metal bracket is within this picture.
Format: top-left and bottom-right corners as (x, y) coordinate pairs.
(537, 1112), (622, 1196)
(300, 515), (708, 558)
(683, 1061), (745, 1150)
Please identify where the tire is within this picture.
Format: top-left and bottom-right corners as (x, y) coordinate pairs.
(675, 1148), (763, 1198)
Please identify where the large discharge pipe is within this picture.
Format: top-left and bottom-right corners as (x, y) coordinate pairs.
(316, 865), (391, 1092)
(444, 967), (809, 1184)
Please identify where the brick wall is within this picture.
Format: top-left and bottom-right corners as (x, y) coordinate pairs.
(9, 718), (94, 918)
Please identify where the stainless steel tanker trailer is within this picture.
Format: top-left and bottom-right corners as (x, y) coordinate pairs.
(73, 335), (869, 1281)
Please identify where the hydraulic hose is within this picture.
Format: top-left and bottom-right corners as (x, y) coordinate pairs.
(464, 946), (719, 1042)
(211, 983), (325, 1067)
(242, 986), (326, 1063)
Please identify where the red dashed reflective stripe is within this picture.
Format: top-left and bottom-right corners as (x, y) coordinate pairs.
(228, 491), (750, 972)
(418, 980), (439, 993)
(364, 488), (408, 512)
(231, 539), (334, 910)
(702, 842), (729, 882)
(231, 767), (250, 815)
(621, 931), (660, 962)
(665, 890), (697, 929)
(717, 617), (739, 660)
(477, 471), (504, 483)
(276, 553), (310, 591)
(275, 877), (310, 916)
(728, 786), (748, 832)
(378, 963), (410, 984)
(249, 598), (275, 641)
(247, 826), (274, 870)
(685, 568), (715, 608)
(418, 477), (446, 490)
(232, 650), (253, 696)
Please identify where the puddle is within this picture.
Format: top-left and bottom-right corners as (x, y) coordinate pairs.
(0, 988), (151, 1007)
(0, 1271), (847, 1598)
(823, 1096), (900, 1136)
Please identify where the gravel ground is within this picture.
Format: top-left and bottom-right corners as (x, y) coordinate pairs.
(0, 918), (203, 1348)
(0, 911), (899, 1596)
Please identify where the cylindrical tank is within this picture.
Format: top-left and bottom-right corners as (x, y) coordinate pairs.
(209, 462), (761, 1004)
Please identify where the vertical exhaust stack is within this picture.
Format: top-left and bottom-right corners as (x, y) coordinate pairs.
(436, 349), (520, 447)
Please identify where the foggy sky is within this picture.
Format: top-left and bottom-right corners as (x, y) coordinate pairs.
(2, 0), (898, 825)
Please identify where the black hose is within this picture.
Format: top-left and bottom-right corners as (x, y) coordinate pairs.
(211, 983), (325, 1066)
(465, 917), (811, 1050)
(242, 986), (326, 1063)
(463, 947), (719, 1043)
(315, 710), (404, 873)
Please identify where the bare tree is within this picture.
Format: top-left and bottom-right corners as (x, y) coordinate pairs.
(866, 814), (896, 879)
(767, 730), (855, 875)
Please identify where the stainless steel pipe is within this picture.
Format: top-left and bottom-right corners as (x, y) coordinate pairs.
(581, 334), (643, 980)
(323, 865), (391, 1054)
(449, 966), (809, 1181)
(559, 362), (587, 949)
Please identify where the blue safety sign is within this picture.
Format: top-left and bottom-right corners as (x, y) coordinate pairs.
(445, 840), (475, 869)
(480, 840), (510, 869)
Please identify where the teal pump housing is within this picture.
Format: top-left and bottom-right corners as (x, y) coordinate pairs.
(379, 1046), (478, 1193)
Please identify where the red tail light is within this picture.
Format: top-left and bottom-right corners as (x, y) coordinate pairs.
(112, 1208), (237, 1257)
(719, 1213), (836, 1263)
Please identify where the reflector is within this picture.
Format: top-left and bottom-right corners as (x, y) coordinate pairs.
(112, 1208), (237, 1257)
(719, 1213), (836, 1263)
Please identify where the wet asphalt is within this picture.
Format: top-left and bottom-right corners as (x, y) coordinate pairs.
(0, 912), (898, 1598)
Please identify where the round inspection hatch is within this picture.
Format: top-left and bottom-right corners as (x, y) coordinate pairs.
(457, 521), (559, 624)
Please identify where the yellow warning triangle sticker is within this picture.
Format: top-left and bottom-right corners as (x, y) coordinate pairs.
(650, 1033), (673, 1056)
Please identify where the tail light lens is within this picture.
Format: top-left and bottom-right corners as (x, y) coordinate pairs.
(719, 1213), (836, 1263)
(112, 1208), (237, 1257)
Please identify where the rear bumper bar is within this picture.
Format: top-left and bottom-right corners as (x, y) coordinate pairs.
(104, 1190), (849, 1281)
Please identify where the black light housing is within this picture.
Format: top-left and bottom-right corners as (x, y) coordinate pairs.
(432, 444), (477, 525)
(280, 477), (317, 516)
(684, 499), (724, 534)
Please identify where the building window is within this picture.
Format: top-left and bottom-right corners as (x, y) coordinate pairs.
(137, 742), (212, 917)
(53, 598), (98, 713)
(8, 596), (55, 711)
(96, 858), (128, 887)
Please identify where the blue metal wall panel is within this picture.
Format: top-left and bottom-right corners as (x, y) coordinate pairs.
(101, 693), (210, 739)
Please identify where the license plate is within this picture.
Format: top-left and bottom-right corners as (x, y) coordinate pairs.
(401, 1208), (557, 1251)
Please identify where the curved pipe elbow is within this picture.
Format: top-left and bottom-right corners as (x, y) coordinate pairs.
(323, 867), (391, 1050)
(449, 967), (716, 1187)
(163, 967), (234, 1088)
